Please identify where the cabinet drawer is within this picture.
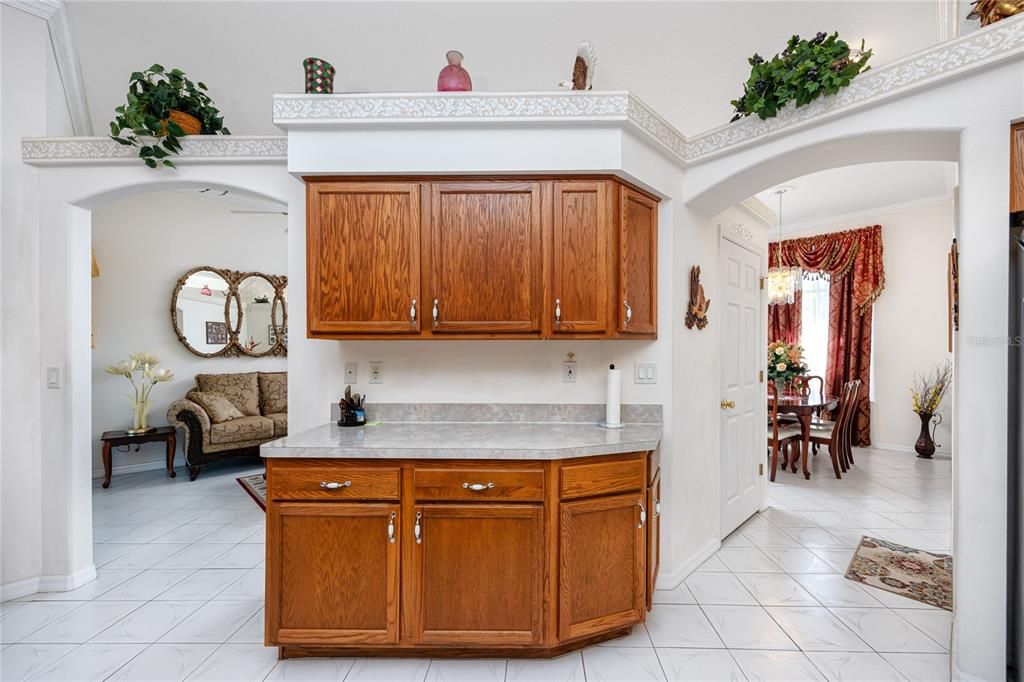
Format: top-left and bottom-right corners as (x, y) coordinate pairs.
(560, 456), (645, 500)
(414, 467), (545, 502)
(268, 461), (400, 501)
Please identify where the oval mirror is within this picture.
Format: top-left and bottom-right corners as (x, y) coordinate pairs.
(172, 268), (233, 357)
(271, 286), (288, 351)
(237, 274), (280, 356)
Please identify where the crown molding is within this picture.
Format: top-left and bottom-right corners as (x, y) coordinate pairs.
(773, 192), (955, 240)
(1, 0), (61, 19)
(21, 136), (288, 166)
(738, 197), (776, 228)
(273, 90), (690, 164)
(684, 13), (1024, 163)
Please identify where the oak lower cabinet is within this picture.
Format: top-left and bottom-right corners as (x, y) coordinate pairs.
(266, 502), (400, 645)
(558, 493), (646, 640)
(264, 451), (659, 657)
(646, 468), (662, 611)
(410, 504), (544, 645)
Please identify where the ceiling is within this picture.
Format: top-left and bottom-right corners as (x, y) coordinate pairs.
(753, 161), (956, 232)
(66, 1), (941, 137)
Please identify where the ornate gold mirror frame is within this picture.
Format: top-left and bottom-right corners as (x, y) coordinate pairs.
(171, 266), (288, 358)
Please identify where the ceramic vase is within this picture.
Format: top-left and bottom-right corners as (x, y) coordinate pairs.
(303, 57), (336, 94)
(914, 412), (936, 458)
(127, 397), (153, 436)
(437, 50), (472, 91)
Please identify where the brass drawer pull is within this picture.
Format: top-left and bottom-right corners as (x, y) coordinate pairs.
(463, 482), (495, 491)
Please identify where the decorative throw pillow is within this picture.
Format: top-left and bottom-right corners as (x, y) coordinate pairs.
(188, 390), (244, 423)
(195, 372), (260, 416)
(258, 372), (287, 415)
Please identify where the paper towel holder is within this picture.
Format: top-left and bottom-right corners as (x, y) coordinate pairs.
(600, 363), (625, 429)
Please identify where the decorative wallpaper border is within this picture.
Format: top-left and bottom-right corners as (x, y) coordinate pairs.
(22, 136), (287, 165)
(22, 15), (1024, 166)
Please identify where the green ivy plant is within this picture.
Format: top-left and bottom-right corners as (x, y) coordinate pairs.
(109, 64), (230, 168)
(730, 32), (872, 122)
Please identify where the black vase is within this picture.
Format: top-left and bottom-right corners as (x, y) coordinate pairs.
(914, 412), (936, 458)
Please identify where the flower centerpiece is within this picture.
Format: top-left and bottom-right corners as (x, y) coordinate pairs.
(767, 340), (808, 394)
(105, 352), (175, 434)
(910, 361), (952, 459)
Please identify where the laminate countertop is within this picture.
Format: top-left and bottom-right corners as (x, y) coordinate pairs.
(260, 421), (661, 460)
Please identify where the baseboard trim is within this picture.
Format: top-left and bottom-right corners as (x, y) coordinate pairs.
(92, 459), (169, 479)
(656, 537), (721, 590)
(0, 564), (96, 600)
(871, 442), (951, 456)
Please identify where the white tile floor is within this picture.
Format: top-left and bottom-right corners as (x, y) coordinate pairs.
(1, 448), (951, 681)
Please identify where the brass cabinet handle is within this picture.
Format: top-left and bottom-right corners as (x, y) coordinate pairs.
(624, 300), (632, 326)
(320, 481), (352, 490)
(387, 511), (396, 544)
(432, 299), (439, 329)
(463, 482), (495, 492)
(414, 511), (423, 544)
(637, 499), (646, 528)
(410, 299), (417, 327)
(720, 400), (736, 410)
(554, 299), (562, 327)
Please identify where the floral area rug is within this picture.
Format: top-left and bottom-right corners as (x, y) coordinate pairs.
(237, 474), (267, 511)
(845, 536), (952, 611)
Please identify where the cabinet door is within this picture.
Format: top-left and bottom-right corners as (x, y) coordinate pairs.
(559, 493), (646, 640)
(618, 187), (658, 335)
(646, 469), (661, 611)
(411, 504), (544, 645)
(266, 502), (400, 645)
(552, 181), (611, 334)
(429, 182), (542, 333)
(1013, 123), (1024, 213)
(307, 182), (420, 335)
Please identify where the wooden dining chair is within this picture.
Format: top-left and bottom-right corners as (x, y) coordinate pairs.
(808, 379), (860, 478)
(767, 382), (803, 482)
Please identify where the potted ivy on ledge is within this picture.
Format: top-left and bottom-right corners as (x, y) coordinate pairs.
(109, 64), (230, 168)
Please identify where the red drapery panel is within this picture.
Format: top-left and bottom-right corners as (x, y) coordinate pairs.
(769, 225), (884, 446)
(768, 290), (802, 345)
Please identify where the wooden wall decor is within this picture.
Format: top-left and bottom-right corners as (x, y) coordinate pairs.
(948, 239), (959, 352)
(685, 265), (710, 330)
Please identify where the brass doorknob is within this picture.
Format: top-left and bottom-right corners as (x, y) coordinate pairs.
(720, 400), (736, 409)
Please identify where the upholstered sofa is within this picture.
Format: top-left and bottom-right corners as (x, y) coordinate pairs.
(167, 371), (286, 480)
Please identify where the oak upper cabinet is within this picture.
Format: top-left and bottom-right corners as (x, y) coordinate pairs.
(428, 182), (543, 333)
(266, 502), (400, 645)
(646, 468), (661, 611)
(551, 181), (611, 335)
(307, 182), (421, 336)
(1012, 122), (1024, 213)
(559, 492), (646, 641)
(618, 186), (658, 336)
(410, 504), (544, 645)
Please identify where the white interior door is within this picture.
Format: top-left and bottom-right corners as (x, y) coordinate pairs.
(720, 237), (763, 537)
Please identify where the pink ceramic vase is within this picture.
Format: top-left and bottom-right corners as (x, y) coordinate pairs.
(437, 50), (472, 91)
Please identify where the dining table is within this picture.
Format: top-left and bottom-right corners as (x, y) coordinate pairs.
(771, 391), (840, 480)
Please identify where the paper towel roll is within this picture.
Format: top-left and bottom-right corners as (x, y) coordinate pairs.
(605, 364), (622, 427)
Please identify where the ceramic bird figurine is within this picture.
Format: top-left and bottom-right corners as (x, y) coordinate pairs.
(967, 0), (1024, 25)
(559, 41), (596, 90)
(685, 266), (711, 330)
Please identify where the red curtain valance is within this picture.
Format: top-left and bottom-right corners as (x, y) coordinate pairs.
(769, 224), (885, 314)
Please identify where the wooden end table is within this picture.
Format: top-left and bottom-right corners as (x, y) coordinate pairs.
(100, 426), (177, 489)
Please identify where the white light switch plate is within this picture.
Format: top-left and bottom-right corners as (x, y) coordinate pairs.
(369, 361), (384, 384)
(634, 362), (657, 384)
(46, 366), (62, 389)
(344, 362), (357, 384)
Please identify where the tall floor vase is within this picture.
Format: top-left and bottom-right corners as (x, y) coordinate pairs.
(914, 412), (936, 459)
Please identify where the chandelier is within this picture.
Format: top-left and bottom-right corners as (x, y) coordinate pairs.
(767, 187), (802, 306)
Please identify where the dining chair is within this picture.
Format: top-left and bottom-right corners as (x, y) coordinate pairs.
(767, 382), (803, 482)
(808, 379), (861, 478)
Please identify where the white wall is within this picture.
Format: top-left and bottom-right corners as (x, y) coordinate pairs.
(90, 191), (286, 476)
(0, 5), (74, 593)
(779, 197), (956, 454)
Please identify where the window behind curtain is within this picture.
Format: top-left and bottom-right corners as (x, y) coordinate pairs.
(801, 274), (830, 381)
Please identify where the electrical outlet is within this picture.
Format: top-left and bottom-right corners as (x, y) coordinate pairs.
(344, 362), (357, 384)
(369, 361), (384, 384)
(634, 362), (657, 385)
(563, 359), (578, 383)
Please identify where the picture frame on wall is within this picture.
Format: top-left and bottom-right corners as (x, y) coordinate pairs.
(206, 321), (228, 345)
